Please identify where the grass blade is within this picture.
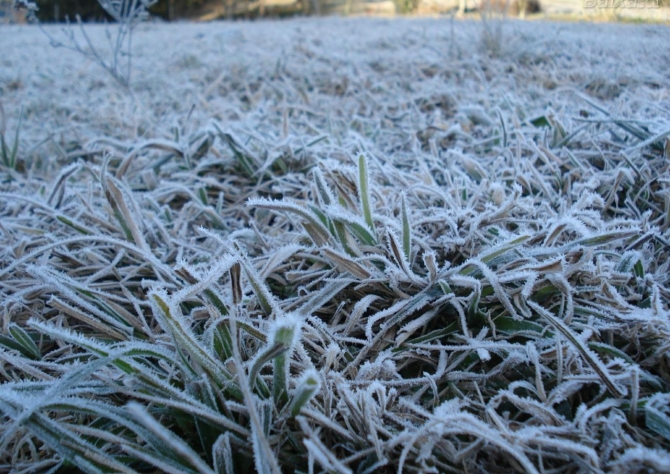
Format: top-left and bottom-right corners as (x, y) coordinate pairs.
(358, 154), (377, 240)
(401, 193), (411, 263)
(527, 300), (624, 398)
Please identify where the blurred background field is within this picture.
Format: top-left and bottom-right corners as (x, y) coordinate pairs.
(1, 0), (668, 23)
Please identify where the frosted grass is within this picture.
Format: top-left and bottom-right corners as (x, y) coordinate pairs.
(0, 15), (669, 473)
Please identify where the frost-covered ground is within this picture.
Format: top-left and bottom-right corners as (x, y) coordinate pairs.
(1, 17), (670, 473)
(2, 18), (669, 149)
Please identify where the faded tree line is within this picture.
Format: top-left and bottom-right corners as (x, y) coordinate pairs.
(4, 0), (348, 21)
(3, 0), (521, 22)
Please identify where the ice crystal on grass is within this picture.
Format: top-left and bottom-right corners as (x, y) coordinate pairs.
(1, 16), (670, 474)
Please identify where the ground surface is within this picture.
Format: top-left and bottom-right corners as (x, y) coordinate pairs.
(1, 18), (669, 152)
(1, 17), (670, 473)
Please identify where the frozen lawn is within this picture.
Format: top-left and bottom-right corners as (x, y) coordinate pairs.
(1, 17), (670, 473)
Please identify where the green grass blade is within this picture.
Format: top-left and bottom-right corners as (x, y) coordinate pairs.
(248, 341), (288, 396)
(126, 402), (216, 474)
(401, 193), (411, 262)
(645, 394), (670, 442)
(290, 369), (320, 417)
(248, 198), (332, 247)
(238, 254), (278, 317)
(150, 292), (242, 400)
(9, 108), (22, 169)
(528, 300), (623, 398)
(271, 315), (300, 409)
(358, 154), (376, 239)
(7, 324), (41, 361)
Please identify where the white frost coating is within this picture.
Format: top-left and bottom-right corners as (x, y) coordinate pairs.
(1, 16), (669, 474)
(269, 311), (304, 351)
(611, 446), (670, 473)
(172, 254), (237, 303)
(126, 402), (217, 474)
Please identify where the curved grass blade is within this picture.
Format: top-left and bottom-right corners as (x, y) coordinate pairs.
(528, 300), (623, 398)
(7, 324), (41, 361)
